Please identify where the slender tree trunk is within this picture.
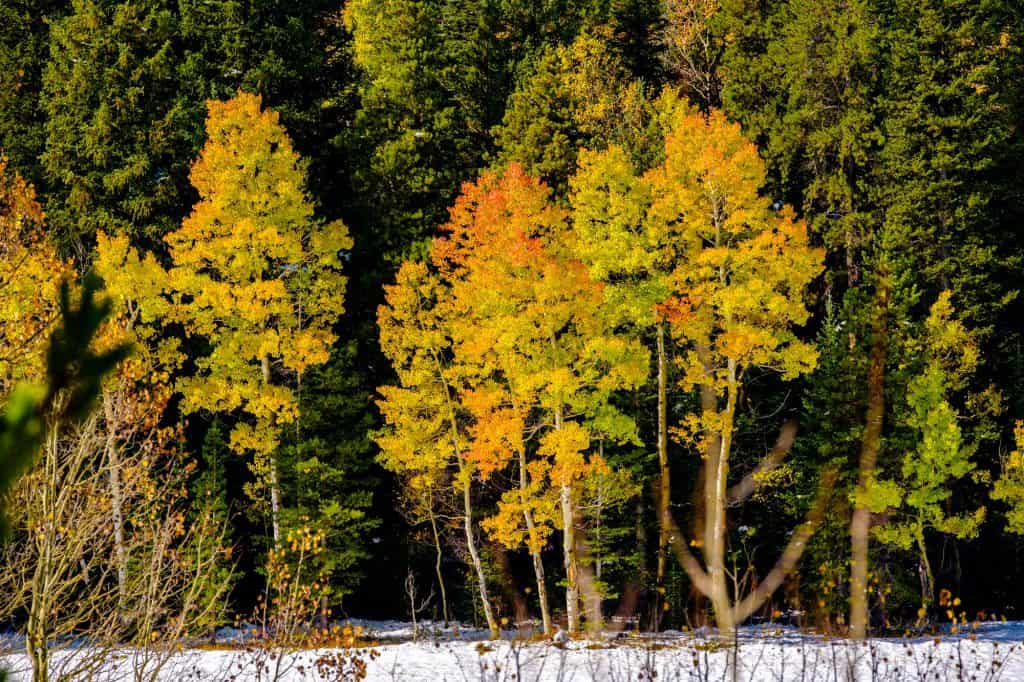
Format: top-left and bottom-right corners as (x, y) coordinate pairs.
(849, 286), (889, 640)
(705, 358), (737, 638)
(428, 505), (450, 626)
(561, 483), (580, 634)
(28, 418), (60, 682)
(519, 448), (552, 635)
(102, 390), (127, 611)
(462, 472), (499, 638)
(553, 407), (580, 634)
(655, 322), (670, 630)
(916, 528), (934, 613)
(430, 344), (498, 639)
(268, 458), (281, 547)
(261, 355), (281, 547)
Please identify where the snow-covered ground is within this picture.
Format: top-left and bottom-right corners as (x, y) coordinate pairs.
(5, 620), (1024, 681)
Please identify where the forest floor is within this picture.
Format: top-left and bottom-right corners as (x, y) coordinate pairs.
(5, 619), (1024, 681)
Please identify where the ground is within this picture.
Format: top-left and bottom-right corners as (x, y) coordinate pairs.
(5, 620), (1024, 681)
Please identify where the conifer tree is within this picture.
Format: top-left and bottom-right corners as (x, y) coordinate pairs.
(41, 0), (192, 253)
(0, 0), (68, 186)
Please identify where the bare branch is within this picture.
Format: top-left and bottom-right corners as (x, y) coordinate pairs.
(726, 419), (798, 506)
(732, 465), (839, 624)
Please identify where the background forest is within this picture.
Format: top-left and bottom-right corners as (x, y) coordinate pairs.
(1, 0), (1024, 654)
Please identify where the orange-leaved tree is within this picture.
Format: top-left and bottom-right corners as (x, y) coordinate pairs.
(644, 109), (827, 636)
(436, 165), (648, 634)
(165, 92), (351, 547)
(375, 260), (501, 639)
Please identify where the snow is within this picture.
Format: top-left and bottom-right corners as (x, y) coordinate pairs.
(5, 620), (1024, 680)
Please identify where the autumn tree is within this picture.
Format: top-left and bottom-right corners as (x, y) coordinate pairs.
(994, 422), (1024, 535)
(375, 260), (501, 639)
(659, 0), (723, 108)
(869, 293), (986, 611)
(567, 96), (693, 624)
(0, 158), (70, 396)
(93, 231), (181, 606)
(435, 165), (648, 634)
(165, 91), (350, 547)
(637, 109), (826, 636)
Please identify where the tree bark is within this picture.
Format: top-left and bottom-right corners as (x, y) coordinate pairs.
(428, 504), (450, 626)
(655, 322), (670, 629)
(916, 528), (934, 614)
(553, 407), (581, 634)
(102, 390), (127, 612)
(849, 285), (889, 640)
(519, 448), (552, 635)
(704, 357), (737, 638)
(462, 473), (499, 638)
(261, 355), (281, 547)
(561, 483), (580, 634)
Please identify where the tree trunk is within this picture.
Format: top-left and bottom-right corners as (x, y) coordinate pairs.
(431, 344), (498, 639)
(554, 407), (581, 634)
(916, 528), (934, 614)
(462, 473), (499, 639)
(268, 457), (281, 547)
(102, 390), (127, 611)
(428, 505), (450, 626)
(28, 418), (60, 682)
(705, 357), (737, 639)
(655, 322), (670, 630)
(561, 483), (580, 634)
(849, 285), (888, 639)
(519, 448), (552, 635)
(261, 355), (281, 547)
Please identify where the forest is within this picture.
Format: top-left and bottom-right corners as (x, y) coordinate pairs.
(1, 0), (1024, 680)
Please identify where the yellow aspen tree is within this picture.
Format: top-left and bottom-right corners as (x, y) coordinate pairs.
(375, 260), (501, 639)
(436, 165), (648, 634)
(644, 109), (827, 638)
(0, 157), (71, 396)
(165, 92), (351, 547)
(568, 95), (694, 623)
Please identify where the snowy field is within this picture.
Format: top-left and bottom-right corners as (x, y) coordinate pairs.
(5, 620), (1024, 681)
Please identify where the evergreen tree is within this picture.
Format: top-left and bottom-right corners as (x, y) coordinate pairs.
(0, 0), (69, 186)
(41, 0), (193, 254)
(277, 342), (379, 603)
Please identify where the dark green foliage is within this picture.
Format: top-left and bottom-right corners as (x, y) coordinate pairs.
(877, 0), (1023, 331)
(278, 341), (380, 602)
(0, 0), (69, 186)
(720, 0), (884, 288)
(41, 0), (193, 254)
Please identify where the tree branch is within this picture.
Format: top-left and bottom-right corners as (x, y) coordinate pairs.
(731, 465), (839, 624)
(727, 419), (798, 506)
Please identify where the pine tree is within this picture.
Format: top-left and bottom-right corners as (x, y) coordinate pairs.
(41, 0), (193, 253)
(0, 0), (68, 186)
